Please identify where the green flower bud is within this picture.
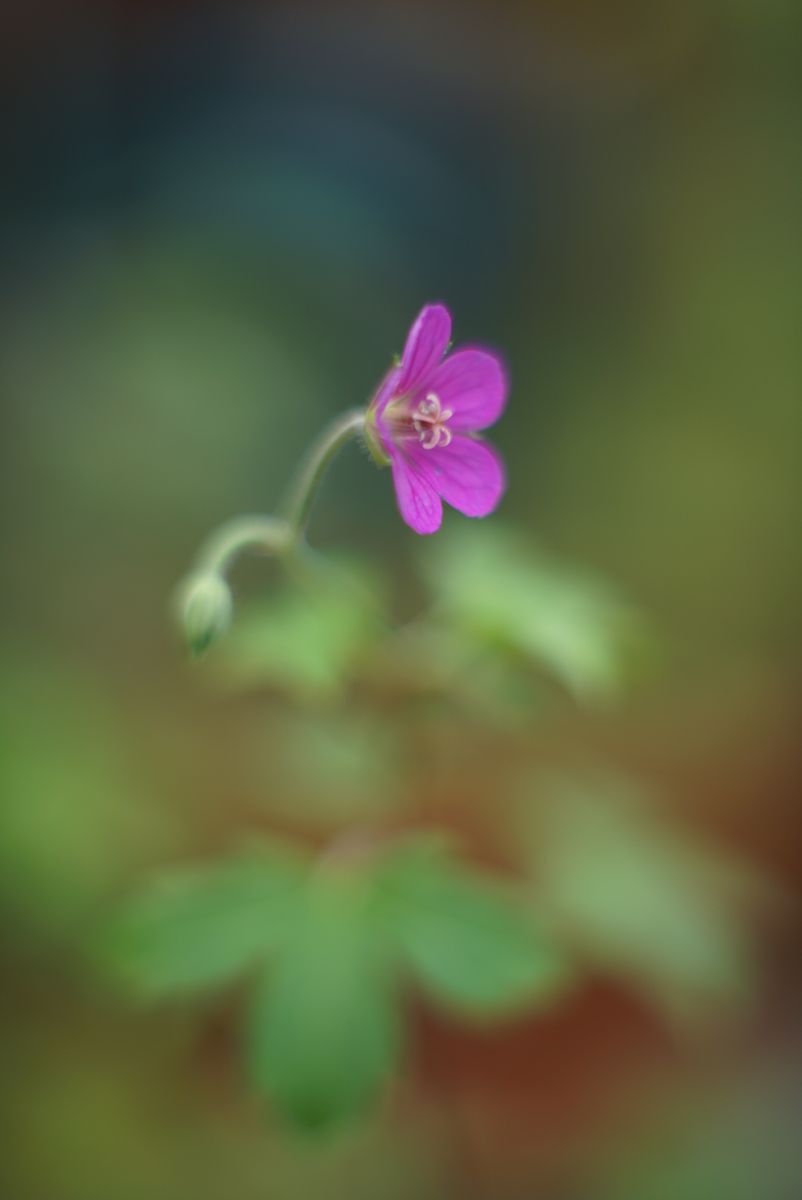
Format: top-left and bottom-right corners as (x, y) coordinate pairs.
(177, 572), (232, 656)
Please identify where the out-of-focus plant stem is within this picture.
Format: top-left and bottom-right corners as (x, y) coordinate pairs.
(195, 514), (292, 578)
(282, 407), (365, 541)
(176, 408), (365, 652)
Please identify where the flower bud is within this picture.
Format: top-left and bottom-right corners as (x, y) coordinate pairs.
(177, 572), (232, 656)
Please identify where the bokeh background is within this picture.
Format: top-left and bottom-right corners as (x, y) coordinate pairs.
(2, 2), (801, 1198)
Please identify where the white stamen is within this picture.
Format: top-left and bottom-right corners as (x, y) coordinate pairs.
(412, 392), (453, 450)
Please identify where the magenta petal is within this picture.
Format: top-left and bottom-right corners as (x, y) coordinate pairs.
(391, 452), (443, 534)
(395, 304), (452, 396)
(425, 348), (507, 432)
(411, 436), (505, 518)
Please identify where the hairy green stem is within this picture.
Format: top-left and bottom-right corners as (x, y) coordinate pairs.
(195, 514), (292, 578)
(282, 408), (365, 541)
(177, 409), (365, 651)
(194, 407), (364, 577)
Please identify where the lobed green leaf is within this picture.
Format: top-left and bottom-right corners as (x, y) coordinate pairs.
(524, 773), (759, 1022)
(248, 868), (401, 1130)
(99, 840), (310, 999)
(376, 836), (568, 1018)
(422, 524), (651, 703)
(216, 564), (383, 701)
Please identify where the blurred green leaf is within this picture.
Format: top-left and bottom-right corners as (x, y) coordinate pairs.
(217, 563), (383, 701)
(100, 840), (310, 999)
(258, 711), (403, 826)
(0, 658), (175, 939)
(248, 868), (400, 1130)
(422, 525), (651, 703)
(376, 836), (568, 1018)
(524, 773), (758, 1021)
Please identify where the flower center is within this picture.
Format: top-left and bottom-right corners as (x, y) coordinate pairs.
(412, 393), (453, 450)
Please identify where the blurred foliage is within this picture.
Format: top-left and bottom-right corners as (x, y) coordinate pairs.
(421, 524), (653, 704)
(100, 840), (309, 999)
(216, 562), (384, 702)
(98, 508), (773, 1123)
(375, 834), (570, 1018)
(101, 832), (567, 1129)
(254, 711), (405, 827)
(0, 656), (175, 942)
(522, 772), (762, 1024)
(248, 864), (401, 1131)
(210, 524), (650, 714)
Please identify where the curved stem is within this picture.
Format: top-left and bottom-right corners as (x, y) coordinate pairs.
(191, 408), (364, 580)
(195, 514), (291, 578)
(177, 409), (366, 651)
(282, 408), (365, 540)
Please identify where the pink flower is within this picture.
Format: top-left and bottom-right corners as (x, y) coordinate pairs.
(364, 304), (508, 535)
